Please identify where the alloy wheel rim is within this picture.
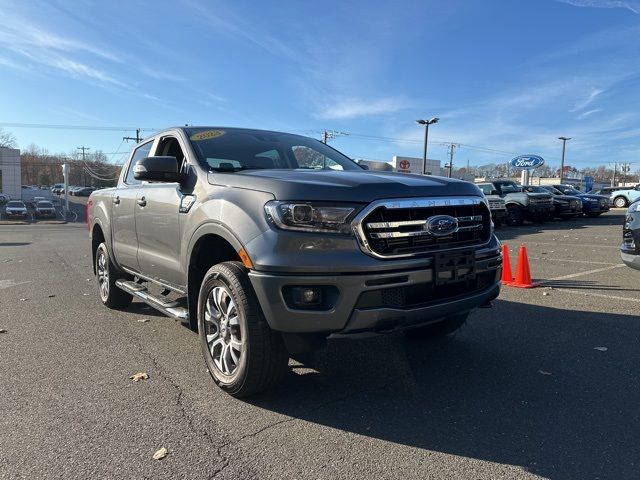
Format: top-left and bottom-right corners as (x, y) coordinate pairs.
(204, 285), (243, 376)
(97, 250), (109, 300)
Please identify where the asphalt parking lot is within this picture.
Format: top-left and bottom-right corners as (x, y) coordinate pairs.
(1, 211), (638, 480)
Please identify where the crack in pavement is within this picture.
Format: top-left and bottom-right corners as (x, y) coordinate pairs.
(209, 376), (406, 479)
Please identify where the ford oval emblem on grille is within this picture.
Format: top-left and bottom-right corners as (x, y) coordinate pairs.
(425, 215), (458, 237)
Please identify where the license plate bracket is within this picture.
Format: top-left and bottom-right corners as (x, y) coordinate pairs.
(434, 249), (476, 286)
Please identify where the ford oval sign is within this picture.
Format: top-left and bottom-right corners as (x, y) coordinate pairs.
(426, 215), (458, 237)
(510, 155), (545, 169)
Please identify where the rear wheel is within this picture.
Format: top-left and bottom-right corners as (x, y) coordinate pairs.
(404, 313), (468, 339)
(95, 242), (132, 308)
(613, 196), (628, 208)
(198, 261), (288, 398)
(506, 205), (524, 226)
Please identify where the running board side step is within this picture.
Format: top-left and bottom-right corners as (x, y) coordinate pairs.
(115, 279), (189, 322)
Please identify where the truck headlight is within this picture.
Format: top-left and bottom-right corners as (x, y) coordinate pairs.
(264, 201), (359, 234)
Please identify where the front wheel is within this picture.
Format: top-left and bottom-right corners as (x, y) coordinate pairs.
(404, 313), (468, 339)
(198, 261), (288, 398)
(506, 205), (524, 226)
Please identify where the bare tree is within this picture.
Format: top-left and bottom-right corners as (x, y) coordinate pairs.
(0, 128), (17, 148)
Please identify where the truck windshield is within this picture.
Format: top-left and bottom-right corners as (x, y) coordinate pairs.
(186, 128), (362, 172)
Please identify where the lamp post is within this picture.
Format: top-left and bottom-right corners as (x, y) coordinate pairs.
(558, 136), (571, 184)
(416, 117), (439, 175)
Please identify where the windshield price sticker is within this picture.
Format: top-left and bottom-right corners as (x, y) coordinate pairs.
(190, 130), (226, 141)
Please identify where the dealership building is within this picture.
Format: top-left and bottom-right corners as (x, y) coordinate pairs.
(0, 147), (21, 200)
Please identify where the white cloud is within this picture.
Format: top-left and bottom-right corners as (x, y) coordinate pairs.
(571, 88), (604, 111)
(556, 0), (640, 13)
(577, 108), (604, 118)
(317, 97), (409, 120)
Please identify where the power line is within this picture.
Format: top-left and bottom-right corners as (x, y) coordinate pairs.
(0, 122), (159, 132)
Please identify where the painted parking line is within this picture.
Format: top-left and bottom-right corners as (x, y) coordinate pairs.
(554, 288), (640, 304)
(528, 242), (618, 249)
(528, 257), (619, 266)
(547, 264), (626, 281)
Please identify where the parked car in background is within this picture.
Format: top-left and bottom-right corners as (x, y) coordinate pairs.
(51, 184), (64, 194)
(536, 185), (583, 218)
(0, 193), (10, 205)
(34, 200), (56, 218)
(551, 184), (610, 217)
(591, 185), (640, 208)
(621, 200), (640, 270)
(74, 187), (96, 197)
(476, 180), (553, 226)
(475, 183), (507, 227)
(5, 200), (28, 218)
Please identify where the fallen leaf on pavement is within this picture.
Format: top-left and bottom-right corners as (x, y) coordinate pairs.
(593, 347), (608, 352)
(0, 329), (7, 334)
(137, 318), (150, 323)
(48, 294), (56, 298)
(153, 447), (168, 460)
(129, 372), (149, 382)
(19, 298), (27, 302)
(538, 370), (552, 376)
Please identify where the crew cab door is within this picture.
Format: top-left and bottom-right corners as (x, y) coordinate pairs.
(135, 135), (188, 287)
(111, 140), (153, 271)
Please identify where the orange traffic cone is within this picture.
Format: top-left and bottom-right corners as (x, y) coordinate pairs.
(509, 245), (539, 288)
(501, 244), (513, 285)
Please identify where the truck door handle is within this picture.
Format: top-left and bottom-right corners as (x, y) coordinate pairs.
(137, 197), (147, 207)
(113, 196), (120, 205)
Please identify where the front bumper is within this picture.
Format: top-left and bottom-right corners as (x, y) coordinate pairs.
(555, 203), (582, 216)
(249, 245), (502, 334)
(525, 205), (554, 217)
(583, 202), (610, 214)
(6, 211), (27, 217)
(621, 212), (640, 270)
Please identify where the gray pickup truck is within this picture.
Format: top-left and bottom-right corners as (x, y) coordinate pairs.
(88, 127), (502, 397)
(476, 180), (553, 226)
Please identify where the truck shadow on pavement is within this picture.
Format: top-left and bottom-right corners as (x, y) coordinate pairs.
(249, 299), (640, 480)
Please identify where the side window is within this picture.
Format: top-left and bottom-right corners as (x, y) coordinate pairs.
(292, 146), (343, 170)
(478, 184), (492, 195)
(124, 141), (153, 185)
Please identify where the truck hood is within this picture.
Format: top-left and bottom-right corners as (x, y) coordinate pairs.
(207, 170), (482, 202)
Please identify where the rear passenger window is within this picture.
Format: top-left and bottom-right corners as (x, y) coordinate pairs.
(125, 141), (153, 185)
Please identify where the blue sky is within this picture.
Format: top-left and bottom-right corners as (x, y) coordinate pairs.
(1, 0), (639, 170)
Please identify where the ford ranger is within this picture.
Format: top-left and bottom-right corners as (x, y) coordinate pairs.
(88, 127), (502, 397)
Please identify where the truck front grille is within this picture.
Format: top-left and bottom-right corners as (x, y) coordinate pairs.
(352, 197), (492, 259)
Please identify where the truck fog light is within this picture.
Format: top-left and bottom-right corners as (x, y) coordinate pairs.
(292, 287), (322, 306)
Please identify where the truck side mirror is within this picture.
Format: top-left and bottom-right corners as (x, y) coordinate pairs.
(133, 156), (186, 183)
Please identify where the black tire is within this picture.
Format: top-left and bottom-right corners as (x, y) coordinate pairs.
(405, 313), (468, 338)
(493, 218), (502, 228)
(95, 242), (133, 308)
(613, 196), (628, 208)
(506, 205), (524, 226)
(587, 212), (601, 218)
(198, 261), (288, 398)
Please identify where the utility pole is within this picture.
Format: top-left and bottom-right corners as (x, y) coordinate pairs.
(611, 162), (617, 187)
(445, 143), (458, 178)
(77, 146), (90, 186)
(321, 130), (349, 144)
(123, 128), (141, 143)
(558, 136), (571, 184)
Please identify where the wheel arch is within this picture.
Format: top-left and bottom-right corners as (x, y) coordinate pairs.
(186, 225), (244, 331)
